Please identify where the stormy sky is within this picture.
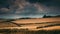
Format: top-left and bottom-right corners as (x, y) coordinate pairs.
(0, 0), (60, 19)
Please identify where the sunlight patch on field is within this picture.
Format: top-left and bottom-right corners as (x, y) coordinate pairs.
(12, 18), (60, 24)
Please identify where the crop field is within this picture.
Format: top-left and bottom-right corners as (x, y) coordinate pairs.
(0, 17), (60, 34)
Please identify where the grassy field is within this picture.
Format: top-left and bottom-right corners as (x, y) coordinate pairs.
(0, 29), (60, 34)
(0, 17), (60, 34)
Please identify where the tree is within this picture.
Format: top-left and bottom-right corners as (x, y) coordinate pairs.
(43, 15), (46, 18)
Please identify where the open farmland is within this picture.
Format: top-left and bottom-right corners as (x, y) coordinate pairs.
(0, 17), (60, 34)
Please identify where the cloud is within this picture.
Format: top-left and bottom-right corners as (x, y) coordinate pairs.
(0, 0), (60, 16)
(26, 0), (60, 6)
(14, 0), (50, 15)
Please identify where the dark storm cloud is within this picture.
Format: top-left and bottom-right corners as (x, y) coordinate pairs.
(0, 0), (16, 8)
(0, 0), (60, 18)
(18, 5), (38, 15)
(0, 0), (18, 14)
(26, 0), (60, 15)
(0, 0), (9, 8)
(26, 0), (60, 7)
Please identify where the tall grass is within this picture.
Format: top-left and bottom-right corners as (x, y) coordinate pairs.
(0, 29), (60, 34)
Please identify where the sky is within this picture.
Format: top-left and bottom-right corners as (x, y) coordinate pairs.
(0, 0), (60, 19)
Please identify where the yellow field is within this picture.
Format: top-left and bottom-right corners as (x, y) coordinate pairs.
(0, 17), (60, 31)
(12, 18), (60, 24)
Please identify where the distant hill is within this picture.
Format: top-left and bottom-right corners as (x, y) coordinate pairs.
(19, 17), (31, 19)
(43, 15), (60, 18)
